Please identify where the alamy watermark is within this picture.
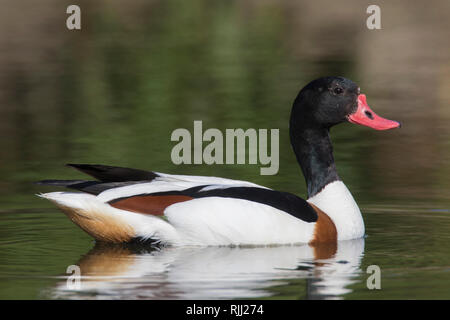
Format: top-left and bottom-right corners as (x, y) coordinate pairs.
(66, 5), (81, 30)
(171, 121), (279, 175)
(366, 5), (381, 30)
(66, 265), (81, 290)
(366, 265), (381, 289)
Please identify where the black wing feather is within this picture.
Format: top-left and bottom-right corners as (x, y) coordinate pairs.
(66, 164), (158, 182)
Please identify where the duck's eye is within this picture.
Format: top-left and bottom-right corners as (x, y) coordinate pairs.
(333, 87), (343, 95)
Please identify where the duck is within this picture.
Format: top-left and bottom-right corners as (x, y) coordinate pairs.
(37, 76), (400, 246)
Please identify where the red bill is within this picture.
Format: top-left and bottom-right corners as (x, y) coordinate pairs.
(348, 94), (401, 130)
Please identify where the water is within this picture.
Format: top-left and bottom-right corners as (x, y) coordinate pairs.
(1, 207), (450, 299)
(0, 0), (450, 299)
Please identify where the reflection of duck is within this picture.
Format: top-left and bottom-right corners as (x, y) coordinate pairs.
(50, 239), (364, 300)
(38, 77), (399, 246)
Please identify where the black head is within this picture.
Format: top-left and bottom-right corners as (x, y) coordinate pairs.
(291, 76), (360, 129)
(291, 76), (401, 131)
(289, 76), (400, 197)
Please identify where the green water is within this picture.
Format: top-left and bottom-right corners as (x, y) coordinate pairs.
(0, 0), (450, 299)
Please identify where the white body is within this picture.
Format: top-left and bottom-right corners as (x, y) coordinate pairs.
(40, 174), (364, 246)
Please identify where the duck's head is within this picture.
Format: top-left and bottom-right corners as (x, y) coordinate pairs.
(291, 76), (401, 131)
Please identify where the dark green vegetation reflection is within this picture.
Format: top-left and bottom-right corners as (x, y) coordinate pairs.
(0, 0), (449, 299)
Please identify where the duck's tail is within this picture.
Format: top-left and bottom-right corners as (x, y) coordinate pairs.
(38, 192), (179, 245)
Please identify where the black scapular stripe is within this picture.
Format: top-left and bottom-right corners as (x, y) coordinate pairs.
(66, 164), (158, 182)
(109, 186), (318, 223)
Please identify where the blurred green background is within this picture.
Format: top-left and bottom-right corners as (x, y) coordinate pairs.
(0, 0), (449, 299)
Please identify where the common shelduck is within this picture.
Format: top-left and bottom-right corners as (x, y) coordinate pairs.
(37, 76), (400, 246)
